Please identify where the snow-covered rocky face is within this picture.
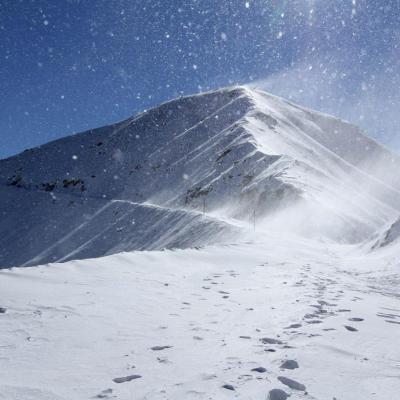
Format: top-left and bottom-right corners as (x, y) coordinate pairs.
(1, 86), (400, 268)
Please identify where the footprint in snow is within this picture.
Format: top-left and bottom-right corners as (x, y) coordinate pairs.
(238, 374), (253, 382)
(348, 317), (364, 322)
(112, 375), (141, 383)
(385, 320), (400, 325)
(260, 337), (283, 345)
(151, 345), (173, 351)
(344, 325), (358, 332)
(303, 313), (319, 320)
(222, 384), (235, 391)
(377, 312), (400, 319)
(284, 323), (302, 329)
(157, 356), (171, 364)
(277, 376), (306, 391)
(201, 373), (217, 381)
(268, 389), (289, 400)
(318, 300), (336, 306)
(280, 360), (299, 370)
(251, 366), (267, 373)
(94, 388), (115, 399)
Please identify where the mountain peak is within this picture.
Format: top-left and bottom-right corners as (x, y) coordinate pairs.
(1, 86), (400, 267)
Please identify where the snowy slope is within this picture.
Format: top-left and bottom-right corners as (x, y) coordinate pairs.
(2, 86), (400, 267)
(371, 216), (400, 249)
(0, 185), (240, 268)
(381, 218), (400, 247)
(1, 235), (399, 400)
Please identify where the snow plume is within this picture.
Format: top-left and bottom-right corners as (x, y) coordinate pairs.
(234, 84), (400, 243)
(248, 157), (400, 245)
(248, 47), (400, 150)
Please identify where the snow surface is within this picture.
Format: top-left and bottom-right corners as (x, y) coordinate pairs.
(0, 235), (399, 400)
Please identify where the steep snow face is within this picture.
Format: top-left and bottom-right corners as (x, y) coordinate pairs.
(371, 217), (400, 249)
(0, 88), (255, 267)
(242, 89), (400, 241)
(0, 185), (240, 268)
(0, 88), (295, 218)
(1, 86), (400, 267)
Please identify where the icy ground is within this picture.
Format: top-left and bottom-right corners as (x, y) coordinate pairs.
(0, 234), (399, 400)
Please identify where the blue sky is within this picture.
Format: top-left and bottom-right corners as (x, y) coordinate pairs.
(1, 0), (399, 158)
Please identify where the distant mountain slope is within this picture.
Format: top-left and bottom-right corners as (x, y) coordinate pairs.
(0, 184), (240, 268)
(1, 86), (400, 267)
(371, 217), (400, 249)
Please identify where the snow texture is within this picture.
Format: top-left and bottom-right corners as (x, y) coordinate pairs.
(0, 236), (399, 399)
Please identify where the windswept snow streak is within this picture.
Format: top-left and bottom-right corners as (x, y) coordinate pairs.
(1, 86), (400, 267)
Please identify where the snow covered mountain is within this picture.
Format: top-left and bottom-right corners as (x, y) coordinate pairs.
(372, 216), (400, 249)
(1, 87), (400, 400)
(1, 86), (400, 268)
